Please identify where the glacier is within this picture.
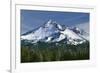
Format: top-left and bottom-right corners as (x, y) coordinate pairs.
(21, 20), (89, 45)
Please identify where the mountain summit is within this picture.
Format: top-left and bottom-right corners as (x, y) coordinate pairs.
(21, 20), (89, 45)
(43, 19), (65, 31)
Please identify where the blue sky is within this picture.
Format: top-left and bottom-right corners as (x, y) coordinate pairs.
(21, 10), (89, 34)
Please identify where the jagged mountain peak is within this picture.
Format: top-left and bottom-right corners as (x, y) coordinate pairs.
(21, 19), (89, 45)
(43, 19), (65, 31)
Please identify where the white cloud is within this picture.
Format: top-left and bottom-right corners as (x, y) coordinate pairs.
(75, 22), (89, 33)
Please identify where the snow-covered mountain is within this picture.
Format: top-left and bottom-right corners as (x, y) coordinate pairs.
(21, 20), (89, 45)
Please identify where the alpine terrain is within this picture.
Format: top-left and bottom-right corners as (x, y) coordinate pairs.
(21, 20), (89, 45)
(21, 20), (89, 63)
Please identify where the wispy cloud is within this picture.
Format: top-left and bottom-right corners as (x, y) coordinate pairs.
(75, 22), (89, 33)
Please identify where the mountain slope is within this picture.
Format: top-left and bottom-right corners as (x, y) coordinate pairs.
(21, 20), (89, 45)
